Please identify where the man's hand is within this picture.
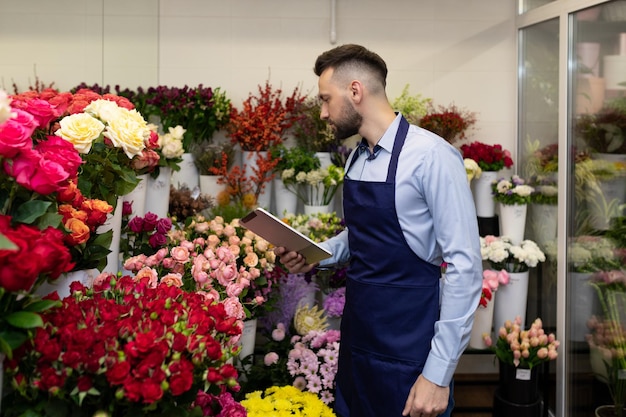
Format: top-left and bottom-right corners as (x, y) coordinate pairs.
(402, 374), (449, 417)
(273, 247), (317, 274)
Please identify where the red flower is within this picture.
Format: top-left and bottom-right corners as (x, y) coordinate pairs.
(460, 141), (514, 171)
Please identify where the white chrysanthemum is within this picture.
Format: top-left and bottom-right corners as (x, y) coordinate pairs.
(55, 112), (105, 154)
(295, 171), (308, 183)
(0, 90), (13, 125)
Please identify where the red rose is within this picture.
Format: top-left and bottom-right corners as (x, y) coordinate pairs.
(76, 375), (93, 392)
(169, 368), (193, 396)
(140, 379), (164, 404)
(106, 360), (131, 385)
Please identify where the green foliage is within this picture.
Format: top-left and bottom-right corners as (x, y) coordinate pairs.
(391, 84), (431, 125)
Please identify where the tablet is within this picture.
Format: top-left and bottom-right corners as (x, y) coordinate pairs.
(240, 208), (332, 264)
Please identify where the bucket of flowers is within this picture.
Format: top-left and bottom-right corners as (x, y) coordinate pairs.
(2, 274), (242, 417)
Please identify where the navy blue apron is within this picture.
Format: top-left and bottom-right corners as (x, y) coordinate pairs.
(334, 116), (453, 417)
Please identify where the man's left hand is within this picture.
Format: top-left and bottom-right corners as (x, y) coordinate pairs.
(401, 374), (449, 417)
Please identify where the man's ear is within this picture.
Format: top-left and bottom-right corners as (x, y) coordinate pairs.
(349, 80), (364, 104)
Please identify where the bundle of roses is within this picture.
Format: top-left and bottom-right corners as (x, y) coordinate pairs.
(2, 275), (242, 417)
(143, 123), (184, 178)
(479, 269), (509, 308)
(485, 316), (559, 369)
(245, 304), (340, 406)
(119, 202), (173, 261)
(480, 235), (546, 273)
(460, 141), (514, 172)
(491, 175), (535, 205)
(124, 214), (285, 319)
(0, 90), (115, 358)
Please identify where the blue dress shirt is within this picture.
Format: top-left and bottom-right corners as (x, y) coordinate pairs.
(318, 113), (483, 387)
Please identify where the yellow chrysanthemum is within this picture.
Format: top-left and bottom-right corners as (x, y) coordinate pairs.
(241, 385), (336, 417)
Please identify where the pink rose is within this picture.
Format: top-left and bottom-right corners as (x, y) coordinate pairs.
(216, 264), (238, 286)
(170, 246), (190, 263)
(131, 149), (160, 172)
(134, 267), (159, 288)
(4, 148), (69, 194)
(11, 98), (59, 129)
(36, 135), (83, 179)
(160, 273), (183, 287)
(0, 109), (36, 158)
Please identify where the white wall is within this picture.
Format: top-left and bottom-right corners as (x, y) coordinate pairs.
(0, 0), (518, 159)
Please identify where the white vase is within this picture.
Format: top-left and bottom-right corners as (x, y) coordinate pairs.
(469, 294), (496, 350)
(243, 151), (273, 209)
(570, 272), (597, 342)
(99, 196), (124, 274)
(35, 268), (99, 299)
(493, 270), (530, 331)
(145, 167), (171, 218)
(531, 203), (558, 248)
(171, 153), (199, 191)
(499, 203), (528, 245)
(304, 204), (331, 215)
(471, 170), (499, 217)
(315, 151), (333, 169)
(199, 174), (225, 198)
(238, 318), (258, 368)
(274, 178), (298, 216)
(122, 174), (148, 217)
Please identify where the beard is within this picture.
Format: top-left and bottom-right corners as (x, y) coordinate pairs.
(330, 97), (362, 140)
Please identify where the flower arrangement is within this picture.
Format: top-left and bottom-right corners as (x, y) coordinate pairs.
(575, 106), (626, 155)
(491, 175), (535, 205)
(569, 235), (620, 273)
(480, 235), (546, 273)
(464, 158), (482, 183)
(391, 84), (432, 126)
(587, 269), (626, 416)
(3, 275), (242, 417)
(488, 316), (559, 369)
(135, 84), (232, 151)
(280, 212), (346, 243)
(291, 96), (336, 153)
(460, 141), (514, 172)
(418, 102), (477, 144)
(125, 214), (285, 319)
(149, 124), (184, 178)
(282, 164), (345, 206)
(190, 140), (236, 176)
(480, 269), (509, 308)
(241, 385), (336, 417)
(270, 144), (321, 185)
(227, 81), (305, 152)
(244, 304), (340, 406)
(119, 203), (173, 261)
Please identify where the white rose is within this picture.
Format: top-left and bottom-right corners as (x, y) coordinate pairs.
(0, 90), (13, 125)
(84, 99), (122, 123)
(105, 112), (147, 158)
(160, 134), (184, 159)
(168, 125), (186, 141)
(55, 112), (105, 154)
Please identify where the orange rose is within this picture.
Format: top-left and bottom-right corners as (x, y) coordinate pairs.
(64, 217), (90, 245)
(58, 204), (88, 223)
(81, 199), (113, 228)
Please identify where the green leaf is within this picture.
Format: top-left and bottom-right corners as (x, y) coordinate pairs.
(5, 311), (44, 329)
(0, 232), (18, 250)
(24, 299), (61, 313)
(0, 329), (30, 352)
(13, 200), (53, 224)
(35, 212), (63, 230)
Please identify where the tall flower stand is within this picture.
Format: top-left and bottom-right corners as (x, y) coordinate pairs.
(493, 361), (543, 417)
(122, 174), (148, 217)
(469, 296), (496, 350)
(199, 174), (225, 199)
(171, 152), (199, 190)
(498, 203), (528, 244)
(471, 170), (499, 217)
(493, 270), (530, 331)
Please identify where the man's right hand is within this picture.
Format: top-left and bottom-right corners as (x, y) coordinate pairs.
(273, 247), (318, 274)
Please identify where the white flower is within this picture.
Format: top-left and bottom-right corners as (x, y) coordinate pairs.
(160, 132), (184, 159)
(513, 184), (534, 197)
(55, 112), (105, 154)
(84, 99), (122, 123)
(464, 158), (482, 182)
(537, 184), (558, 196)
(105, 108), (148, 158)
(496, 179), (512, 194)
(167, 125), (186, 142)
(0, 90), (14, 125)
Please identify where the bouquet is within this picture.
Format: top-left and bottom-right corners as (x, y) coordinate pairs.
(480, 235), (546, 273)
(190, 140), (235, 176)
(168, 185), (213, 222)
(245, 304), (340, 406)
(282, 165), (345, 206)
(3, 275), (242, 417)
(587, 269), (626, 416)
(418, 102), (477, 144)
(391, 84), (432, 125)
(491, 175), (535, 205)
(241, 385), (336, 417)
(488, 316), (559, 369)
(270, 144), (321, 185)
(281, 212), (346, 243)
(575, 106), (626, 155)
(119, 204), (173, 261)
(148, 124), (184, 178)
(227, 81), (305, 152)
(479, 269), (509, 308)
(460, 141), (514, 172)
(569, 235), (620, 273)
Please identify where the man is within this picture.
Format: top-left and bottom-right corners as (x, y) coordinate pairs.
(275, 44), (482, 417)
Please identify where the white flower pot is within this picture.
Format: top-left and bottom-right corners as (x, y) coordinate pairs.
(471, 170), (499, 217)
(498, 203), (527, 245)
(98, 196), (124, 274)
(199, 174), (225, 198)
(122, 173), (148, 217)
(469, 294), (496, 350)
(570, 272), (597, 342)
(274, 178), (298, 216)
(145, 167), (171, 218)
(35, 268), (99, 299)
(304, 204), (331, 215)
(171, 152), (199, 191)
(493, 270), (529, 331)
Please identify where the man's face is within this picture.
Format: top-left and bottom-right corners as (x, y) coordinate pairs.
(318, 68), (362, 141)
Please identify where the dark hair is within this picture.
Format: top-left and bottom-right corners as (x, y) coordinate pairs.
(314, 44), (388, 88)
